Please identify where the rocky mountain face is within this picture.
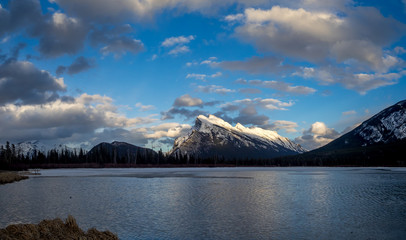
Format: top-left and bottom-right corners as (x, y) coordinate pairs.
(295, 100), (406, 166)
(169, 115), (305, 160)
(87, 141), (157, 164)
(320, 100), (406, 150)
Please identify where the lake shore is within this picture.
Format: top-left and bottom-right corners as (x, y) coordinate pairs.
(0, 215), (118, 240)
(0, 171), (28, 185)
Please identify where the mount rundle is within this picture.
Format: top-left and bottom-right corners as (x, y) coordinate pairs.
(169, 115), (305, 160)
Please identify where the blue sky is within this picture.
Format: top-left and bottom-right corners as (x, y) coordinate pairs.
(0, 0), (405, 151)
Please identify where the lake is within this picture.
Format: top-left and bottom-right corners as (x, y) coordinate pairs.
(1, 167), (406, 239)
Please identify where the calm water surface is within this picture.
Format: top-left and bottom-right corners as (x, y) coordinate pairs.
(1, 167), (406, 239)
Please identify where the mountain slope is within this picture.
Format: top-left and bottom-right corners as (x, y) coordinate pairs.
(295, 100), (406, 166)
(87, 141), (157, 164)
(169, 115), (305, 160)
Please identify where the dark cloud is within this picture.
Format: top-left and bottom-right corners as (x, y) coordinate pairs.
(239, 88), (262, 94)
(0, 0), (89, 57)
(57, 56), (95, 75)
(173, 94), (203, 107)
(90, 26), (144, 58)
(161, 107), (207, 120)
(0, 60), (66, 105)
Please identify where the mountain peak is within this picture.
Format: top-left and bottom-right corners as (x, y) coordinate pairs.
(171, 114), (305, 160)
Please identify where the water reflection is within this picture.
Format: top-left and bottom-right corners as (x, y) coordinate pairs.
(1, 168), (406, 239)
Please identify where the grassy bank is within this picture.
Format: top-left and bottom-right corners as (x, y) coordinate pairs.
(0, 215), (118, 240)
(0, 171), (28, 185)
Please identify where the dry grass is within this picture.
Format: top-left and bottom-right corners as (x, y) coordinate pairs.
(0, 172), (29, 185)
(0, 215), (118, 240)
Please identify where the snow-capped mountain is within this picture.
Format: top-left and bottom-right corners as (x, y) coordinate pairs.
(15, 141), (76, 158)
(294, 100), (406, 166)
(169, 115), (305, 160)
(320, 100), (406, 150)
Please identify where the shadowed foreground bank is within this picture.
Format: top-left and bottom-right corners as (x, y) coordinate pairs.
(0, 215), (118, 240)
(0, 171), (28, 184)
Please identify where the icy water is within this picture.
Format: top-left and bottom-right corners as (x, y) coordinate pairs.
(1, 167), (406, 240)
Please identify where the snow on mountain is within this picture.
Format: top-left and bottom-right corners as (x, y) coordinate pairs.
(317, 100), (406, 151)
(355, 100), (406, 145)
(170, 114), (305, 160)
(15, 141), (77, 158)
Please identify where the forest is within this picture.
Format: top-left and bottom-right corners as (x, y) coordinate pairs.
(1, 140), (405, 170)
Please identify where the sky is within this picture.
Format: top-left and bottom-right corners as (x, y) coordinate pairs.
(0, 0), (405, 151)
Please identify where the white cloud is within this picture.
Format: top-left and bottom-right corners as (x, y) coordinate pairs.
(161, 35), (195, 47)
(225, 13), (244, 22)
(267, 120), (298, 133)
(169, 45), (190, 55)
(196, 85), (235, 95)
(210, 72), (222, 78)
(144, 123), (191, 139)
(186, 73), (207, 80)
(224, 97), (294, 111)
(295, 121), (340, 150)
(186, 72), (222, 80)
(162, 35), (195, 55)
(135, 102), (155, 112)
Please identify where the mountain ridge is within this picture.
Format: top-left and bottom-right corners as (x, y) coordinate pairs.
(169, 114), (305, 160)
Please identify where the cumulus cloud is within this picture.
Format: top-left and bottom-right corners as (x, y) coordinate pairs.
(173, 94), (203, 107)
(233, 6), (404, 65)
(0, 1), (89, 57)
(0, 60), (66, 105)
(0, 93), (157, 143)
(227, 4), (406, 93)
(36, 12), (89, 57)
(50, 0), (271, 23)
(295, 122), (340, 150)
(56, 56), (95, 75)
(196, 85), (235, 95)
(238, 79), (316, 95)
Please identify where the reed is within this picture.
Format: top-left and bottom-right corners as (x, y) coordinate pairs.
(0, 215), (118, 240)
(0, 171), (28, 185)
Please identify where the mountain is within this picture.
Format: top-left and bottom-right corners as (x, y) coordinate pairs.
(295, 100), (406, 166)
(169, 115), (305, 160)
(87, 141), (158, 164)
(16, 141), (76, 158)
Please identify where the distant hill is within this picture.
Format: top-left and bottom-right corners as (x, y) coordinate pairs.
(87, 141), (158, 164)
(169, 114), (305, 161)
(287, 100), (406, 166)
